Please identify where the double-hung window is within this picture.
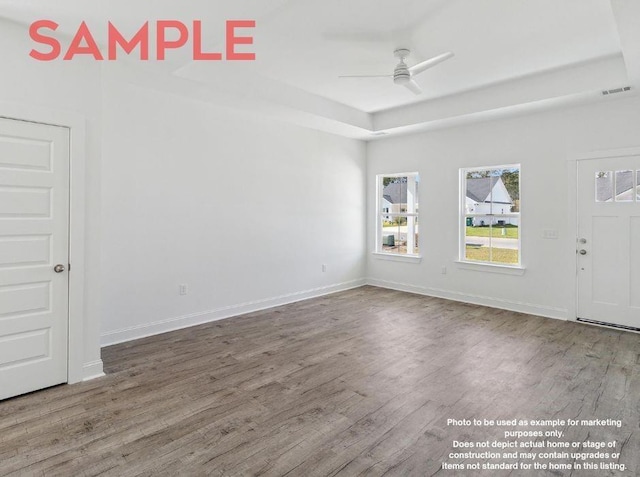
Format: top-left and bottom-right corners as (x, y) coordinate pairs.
(461, 165), (520, 266)
(376, 173), (419, 256)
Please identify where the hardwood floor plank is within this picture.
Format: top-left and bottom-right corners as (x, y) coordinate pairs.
(1, 286), (638, 476)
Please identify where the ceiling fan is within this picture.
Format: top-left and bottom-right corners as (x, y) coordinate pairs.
(339, 49), (454, 95)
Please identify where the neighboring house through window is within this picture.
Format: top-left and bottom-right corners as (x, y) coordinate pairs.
(461, 165), (520, 266)
(377, 173), (419, 256)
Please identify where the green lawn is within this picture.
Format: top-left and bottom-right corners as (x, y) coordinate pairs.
(466, 225), (518, 239)
(465, 246), (519, 264)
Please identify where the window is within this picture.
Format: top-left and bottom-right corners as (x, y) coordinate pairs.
(377, 173), (419, 256)
(595, 171), (613, 202)
(461, 165), (520, 266)
(596, 170), (639, 203)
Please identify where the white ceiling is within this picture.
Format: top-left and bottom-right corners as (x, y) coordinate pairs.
(250, 0), (622, 112)
(0, 0), (635, 138)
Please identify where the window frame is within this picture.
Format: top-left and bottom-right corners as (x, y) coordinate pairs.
(459, 164), (522, 268)
(375, 172), (421, 259)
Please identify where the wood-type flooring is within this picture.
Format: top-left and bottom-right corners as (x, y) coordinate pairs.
(1, 286), (638, 476)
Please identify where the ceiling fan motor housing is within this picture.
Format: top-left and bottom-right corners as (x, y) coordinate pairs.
(393, 49), (411, 84)
(393, 63), (410, 84)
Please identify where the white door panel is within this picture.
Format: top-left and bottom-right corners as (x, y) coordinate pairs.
(0, 118), (69, 400)
(631, 217), (640, 309)
(0, 235), (51, 268)
(577, 157), (640, 330)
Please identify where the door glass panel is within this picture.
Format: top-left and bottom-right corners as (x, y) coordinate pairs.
(615, 170), (634, 202)
(595, 171), (613, 202)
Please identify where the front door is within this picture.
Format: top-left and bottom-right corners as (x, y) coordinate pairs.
(577, 155), (640, 330)
(0, 118), (70, 400)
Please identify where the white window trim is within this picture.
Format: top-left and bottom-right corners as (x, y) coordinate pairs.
(373, 252), (422, 263)
(375, 172), (422, 259)
(459, 164), (523, 269)
(454, 260), (525, 275)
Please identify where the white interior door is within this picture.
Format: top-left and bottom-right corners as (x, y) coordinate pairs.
(577, 155), (640, 330)
(0, 118), (70, 400)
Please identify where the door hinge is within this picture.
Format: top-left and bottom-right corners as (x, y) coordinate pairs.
(68, 263), (71, 271)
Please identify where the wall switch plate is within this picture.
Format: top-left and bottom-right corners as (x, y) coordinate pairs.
(441, 266), (447, 275)
(543, 230), (559, 239)
(179, 284), (188, 295)
(322, 264), (327, 272)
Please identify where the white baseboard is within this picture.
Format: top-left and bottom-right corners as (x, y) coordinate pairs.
(82, 359), (105, 381)
(100, 279), (367, 347)
(366, 278), (569, 320)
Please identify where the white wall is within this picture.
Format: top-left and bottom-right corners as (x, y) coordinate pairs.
(0, 17), (366, 365)
(0, 19), (103, 378)
(100, 71), (366, 344)
(367, 94), (640, 319)
(3, 13), (639, 364)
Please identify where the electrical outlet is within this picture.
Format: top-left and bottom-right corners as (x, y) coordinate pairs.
(179, 284), (188, 295)
(322, 264), (327, 272)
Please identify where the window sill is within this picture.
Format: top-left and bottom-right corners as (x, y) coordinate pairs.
(373, 252), (422, 263)
(454, 260), (526, 275)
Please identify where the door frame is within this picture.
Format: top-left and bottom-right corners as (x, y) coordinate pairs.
(569, 146), (640, 325)
(0, 100), (98, 384)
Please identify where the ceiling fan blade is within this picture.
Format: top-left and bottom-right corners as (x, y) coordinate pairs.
(338, 75), (392, 79)
(409, 51), (454, 76)
(404, 79), (422, 95)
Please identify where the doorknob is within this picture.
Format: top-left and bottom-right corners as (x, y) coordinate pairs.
(54, 264), (66, 273)
(579, 250), (587, 255)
